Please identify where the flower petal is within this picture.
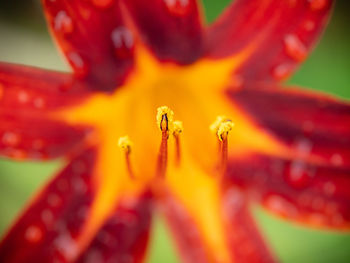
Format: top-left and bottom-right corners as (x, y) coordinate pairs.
(221, 187), (276, 263)
(122, 0), (203, 64)
(42, 0), (134, 91)
(160, 191), (275, 263)
(227, 83), (350, 166)
(0, 147), (153, 262)
(159, 157), (276, 263)
(0, 63), (92, 160)
(0, 148), (96, 262)
(225, 83), (350, 229)
(76, 195), (152, 263)
(225, 154), (350, 230)
(205, 0), (332, 81)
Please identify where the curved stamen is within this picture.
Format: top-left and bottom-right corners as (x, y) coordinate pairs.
(173, 120), (183, 167)
(210, 115), (230, 134)
(217, 121), (234, 142)
(210, 115), (230, 153)
(118, 136), (135, 179)
(217, 120), (234, 176)
(156, 106), (174, 178)
(210, 116), (234, 176)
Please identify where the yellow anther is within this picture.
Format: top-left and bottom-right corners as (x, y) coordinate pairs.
(118, 136), (135, 179)
(217, 120), (234, 141)
(173, 120), (183, 136)
(210, 116), (234, 177)
(155, 106), (175, 178)
(118, 136), (133, 153)
(172, 120), (183, 167)
(156, 106), (174, 132)
(210, 115), (230, 134)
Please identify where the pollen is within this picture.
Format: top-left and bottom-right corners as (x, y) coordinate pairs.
(118, 136), (133, 153)
(156, 106), (174, 132)
(210, 116), (234, 141)
(217, 120), (234, 141)
(118, 136), (135, 179)
(210, 115), (230, 134)
(173, 120), (183, 136)
(210, 116), (234, 177)
(172, 120), (183, 167)
(155, 106), (177, 178)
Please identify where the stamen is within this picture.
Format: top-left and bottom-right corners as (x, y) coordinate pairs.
(210, 115), (231, 153)
(210, 116), (234, 176)
(218, 120), (234, 176)
(173, 120), (183, 167)
(210, 115), (230, 134)
(157, 106), (174, 133)
(156, 106), (174, 178)
(217, 121), (234, 142)
(118, 136), (135, 179)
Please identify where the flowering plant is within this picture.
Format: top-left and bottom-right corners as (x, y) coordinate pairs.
(0, 0), (349, 262)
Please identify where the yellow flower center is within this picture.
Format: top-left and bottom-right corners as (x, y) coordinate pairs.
(52, 45), (287, 262)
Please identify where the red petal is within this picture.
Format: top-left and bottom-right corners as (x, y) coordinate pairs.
(221, 187), (276, 263)
(0, 148), (153, 262)
(42, 0), (134, 91)
(76, 194), (152, 263)
(225, 154), (350, 229)
(205, 0), (332, 81)
(226, 83), (350, 228)
(0, 148), (96, 262)
(122, 0), (203, 64)
(160, 188), (275, 262)
(227, 83), (350, 166)
(0, 63), (92, 160)
(160, 194), (209, 263)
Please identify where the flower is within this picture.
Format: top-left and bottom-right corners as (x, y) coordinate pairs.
(0, 0), (349, 262)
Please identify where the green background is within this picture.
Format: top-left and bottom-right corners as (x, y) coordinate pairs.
(0, 0), (349, 262)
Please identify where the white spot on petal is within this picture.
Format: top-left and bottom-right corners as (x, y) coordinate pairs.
(283, 34), (307, 61)
(111, 27), (134, 49)
(2, 132), (20, 146)
(33, 97), (45, 109)
(18, 90), (30, 103)
(330, 153), (343, 166)
(54, 10), (74, 34)
(25, 225), (43, 243)
(54, 232), (78, 260)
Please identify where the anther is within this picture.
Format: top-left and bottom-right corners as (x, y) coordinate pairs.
(118, 136), (135, 179)
(210, 115), (230, 134)
(210, 115), (231, 152)
(217, 121), (234, 142)
(156, 106), (174, 178)
(157, 106), (174, 133)
(172, 120), (183, 167)
(210, 116), (234, 176)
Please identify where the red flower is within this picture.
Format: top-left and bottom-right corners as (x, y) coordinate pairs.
(0, 0), (349, 262)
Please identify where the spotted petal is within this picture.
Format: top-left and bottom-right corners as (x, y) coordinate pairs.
(159, 158), (276, 263)
(122, 0), (203, 64)
(0, 148), (152, 263)
(225, 83), (350, 229)
(76, 195), (152, 263)
(0, 63), (92, 160)
(42, 0), (134, 91)
(205, 0), (333, 81)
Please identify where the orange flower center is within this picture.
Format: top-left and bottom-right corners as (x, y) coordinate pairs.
(52, 45), (287, 262)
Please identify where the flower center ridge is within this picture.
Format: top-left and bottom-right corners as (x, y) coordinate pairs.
(47, 47), (292, 260)
(116, 106), (234, 184)
(52, 46), (287, 194)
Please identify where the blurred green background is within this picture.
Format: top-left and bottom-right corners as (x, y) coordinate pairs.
(0, 0), (349, 262)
